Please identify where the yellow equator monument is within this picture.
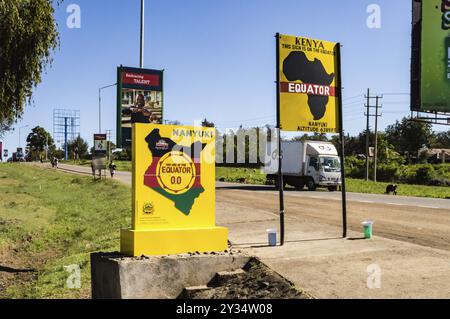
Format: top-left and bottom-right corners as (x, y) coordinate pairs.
(120, 123), (228, 256)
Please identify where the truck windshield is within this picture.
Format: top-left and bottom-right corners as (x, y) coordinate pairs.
(320, 157), (340, 172)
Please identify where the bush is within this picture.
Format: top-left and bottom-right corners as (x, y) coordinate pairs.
(376, 164), (400, 182)
(415, 164), (436, 185)
(429, 178), (450, 187)
(113, 148), (131, 161)
(345, 156), (365, 179)
(344, 161), (449, 186)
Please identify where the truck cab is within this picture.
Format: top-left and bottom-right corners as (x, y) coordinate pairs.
(305, 154), (341, 191)
(304, 142), (341, 190)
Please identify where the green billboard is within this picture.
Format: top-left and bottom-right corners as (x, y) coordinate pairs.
(412, 0), (450, 112)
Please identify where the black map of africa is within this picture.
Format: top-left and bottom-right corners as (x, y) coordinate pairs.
(283, 51), (335, 121)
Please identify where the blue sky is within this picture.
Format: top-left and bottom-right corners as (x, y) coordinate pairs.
(2, 0), (437, 152)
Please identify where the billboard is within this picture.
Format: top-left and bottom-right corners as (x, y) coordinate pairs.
(117, 66), (163, 148)
(93, 134), (107, 156)
(120, 123), (227, 256)
(411, 0), (450, 112)
(278, 34), (340, 133)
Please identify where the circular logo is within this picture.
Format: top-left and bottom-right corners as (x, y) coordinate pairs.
(143, 202), (154, 215)
(156, 151), (196, 195)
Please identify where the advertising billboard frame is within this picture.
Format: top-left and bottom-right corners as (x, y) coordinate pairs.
(411, 0), (450, 115)
(116, 66), (164, 148)
(93, 133), (108, 156)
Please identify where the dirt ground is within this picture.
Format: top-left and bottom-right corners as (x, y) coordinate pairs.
(215, 187), (450, 298)
(182, 258), (311, 299)
(0, 242), (37, 298)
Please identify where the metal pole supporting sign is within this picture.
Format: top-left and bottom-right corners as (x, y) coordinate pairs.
(275, 33), (285, 246)
(335, 43), (347, 238)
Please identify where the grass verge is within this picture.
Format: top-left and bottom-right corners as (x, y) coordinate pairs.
(0, 163), (131, 298)
(216, 166), (450, 199)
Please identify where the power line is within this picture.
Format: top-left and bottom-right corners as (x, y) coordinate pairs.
(343, 99), (365, 107)
(343, 94), (364, 101)
(344, 104), (365, 111)
(382, 93), (410, 96)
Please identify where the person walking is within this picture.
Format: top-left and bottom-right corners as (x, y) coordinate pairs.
(109, 161), (117, 178)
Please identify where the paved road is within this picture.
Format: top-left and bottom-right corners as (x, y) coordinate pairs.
(54, 163), (449, 210)
(216, 182), (450, 210)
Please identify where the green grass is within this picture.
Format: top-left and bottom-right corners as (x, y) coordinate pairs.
(346, 178), (450, 199)
(215, 166), (450, 199)
(0, 163), (131, 298)
(216, 166), (267, 185)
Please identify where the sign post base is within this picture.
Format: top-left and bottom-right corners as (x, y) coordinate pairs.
(120, 227), (228, 257)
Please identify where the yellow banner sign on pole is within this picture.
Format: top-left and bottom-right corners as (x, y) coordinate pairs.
(278, 34), (340, 133)
(121, 123), (228, 256)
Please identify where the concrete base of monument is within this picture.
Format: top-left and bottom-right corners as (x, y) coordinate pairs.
(120, 227), (228, 256)
(90, 251), (249, 299)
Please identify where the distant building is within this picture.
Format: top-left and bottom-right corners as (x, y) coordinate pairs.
(418, 147), (450, 164)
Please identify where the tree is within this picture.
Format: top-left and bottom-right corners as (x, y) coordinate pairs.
(0, 0), (60, 134)
(431, 130), (450, 149)
(26, 126), (54, 161)
(67, 136), (89, 160)
(201, 118), (215, 127)
(292, 133), (328, 142)
(166, 120), (181, 125)
(385, 117), (434, 159)
(375, 134), (405, 165)
(0, 121), (12, 139)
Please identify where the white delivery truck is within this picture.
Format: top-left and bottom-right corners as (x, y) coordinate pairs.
(264, 140), (342, 191)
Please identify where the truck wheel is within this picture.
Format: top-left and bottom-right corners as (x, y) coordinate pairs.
(307, 179), (316, 191)
(328, 186), (338, 192)
(295, 183), (304, 191)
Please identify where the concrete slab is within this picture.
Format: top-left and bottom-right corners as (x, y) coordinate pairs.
(91, 252), (249, 299)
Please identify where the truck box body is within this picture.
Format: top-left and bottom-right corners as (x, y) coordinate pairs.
(280, 141), (304, 175)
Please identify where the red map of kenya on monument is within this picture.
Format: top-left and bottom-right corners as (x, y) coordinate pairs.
(122, 72), (161, 87)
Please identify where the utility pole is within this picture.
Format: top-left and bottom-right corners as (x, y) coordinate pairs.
(373, 96), (382, 182)
(64, 117), (68, 161)
(98, 83), (117, 134)
(140, 0), (145, 68)
(364, 90), (382, 182)
(365, 89), (370, 181)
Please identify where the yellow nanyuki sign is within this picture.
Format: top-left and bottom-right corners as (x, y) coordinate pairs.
(278, 34), (340, 133)
(120, 123), (228, 256)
